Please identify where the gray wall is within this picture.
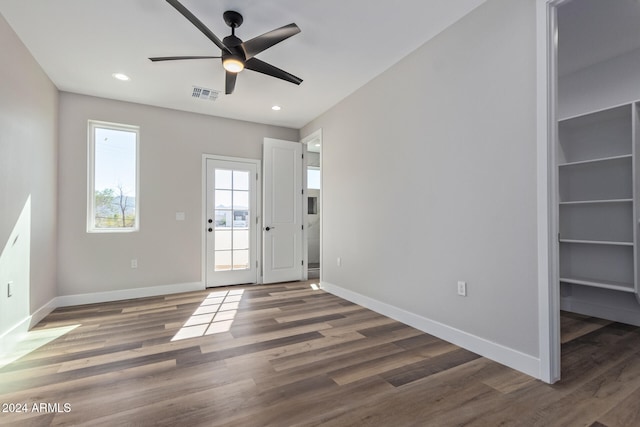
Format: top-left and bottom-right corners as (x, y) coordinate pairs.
(302, 0), (539, 356)
(559, 47), (640, 119)
(0, 14), (58, 338)
(57, 93), (298, 296)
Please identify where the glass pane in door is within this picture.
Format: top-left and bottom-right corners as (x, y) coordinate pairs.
(215, 169), (232, 189)
(233, 230), (249, 250)
(215, 230), (232, 250)
(215, 190), (232, 208)
(214, 167), (251, 272)
(215, 210), (232, 229)
(215, 250), (232, 271)
(233, 250), (249, 269)
(233, 170), (249, 190)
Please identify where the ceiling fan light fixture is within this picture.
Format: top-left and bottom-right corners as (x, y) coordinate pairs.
(223, 57), (244, 73)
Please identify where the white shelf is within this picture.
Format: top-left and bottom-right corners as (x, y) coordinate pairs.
(560, 277), (635, 293)
(557, 102), (637, 301)
(558, 104), (632, 164)
(559, 239), (633, 247)
(559, 199), (632, 205)
(558, 155), (632, 202)
(558, 103), (634, 123)
(558, 154), (632, 168)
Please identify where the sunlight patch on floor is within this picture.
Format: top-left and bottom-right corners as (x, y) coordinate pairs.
(171, 289), (244, 341)
(0, 324), (80, 369)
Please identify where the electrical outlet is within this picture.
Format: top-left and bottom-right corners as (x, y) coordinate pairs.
(457, 281), (467, 297)
(7, 281), (13, 298)
(131, 259), (138, 269)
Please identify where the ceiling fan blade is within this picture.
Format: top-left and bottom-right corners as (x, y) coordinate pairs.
(244, 58), (303, 85)
(149, 56), (221, 62)
(165, 0), (230, 53)
(241, 23), (301, 60)
(226, 71), (238, 95)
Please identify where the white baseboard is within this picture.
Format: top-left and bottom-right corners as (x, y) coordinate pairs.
(321, 281), (542, 380)
(0, 281), (204, 360)
(0, 316), (30, 355)
(30, 298), (59, 328)
(56, 282), (205, 307)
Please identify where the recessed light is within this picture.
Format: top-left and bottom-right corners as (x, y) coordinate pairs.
(271, 105), (281, 111)
(112, 73), (130, 81)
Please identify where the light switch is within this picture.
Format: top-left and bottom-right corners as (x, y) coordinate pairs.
(176, 212), (186, 221)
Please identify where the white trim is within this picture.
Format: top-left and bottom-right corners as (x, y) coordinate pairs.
(0, 316), (30, 355)
(301, 129), (323, 283)
(56, 282), (204, 307)
(1, 298), (62, 355)
(201, 154), (262, 287)
(30, 298), (58, 328)
(301, 141), (309, 281)
(0, 281), (204, 358)
(321, 281), (541, 379)
(87, 120), (140, 233)
(536, 0), (563, 384)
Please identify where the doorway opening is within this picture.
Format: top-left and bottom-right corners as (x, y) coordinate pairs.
(302, 130), (322, 281)
(547, 0), (640, 382)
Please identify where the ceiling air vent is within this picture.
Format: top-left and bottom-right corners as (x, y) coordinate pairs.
(192, 86), (220, 101)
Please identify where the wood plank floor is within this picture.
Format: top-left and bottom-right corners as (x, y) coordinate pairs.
(1, 281), (640, 426)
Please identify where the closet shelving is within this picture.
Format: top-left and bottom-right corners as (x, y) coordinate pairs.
(557, 104), (637, 295)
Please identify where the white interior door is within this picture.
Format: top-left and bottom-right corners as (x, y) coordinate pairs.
(263, 138), (303, 283)
(206, 158), (258, 287)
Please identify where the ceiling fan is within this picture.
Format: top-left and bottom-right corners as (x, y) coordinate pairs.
(150, 0), (303, 95)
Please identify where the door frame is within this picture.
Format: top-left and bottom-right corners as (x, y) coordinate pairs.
(201, 154), (262, 287)
(301, 129), (323, 282)
(536, 0), (567, 384)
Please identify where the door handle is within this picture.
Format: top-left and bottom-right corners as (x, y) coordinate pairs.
(265, 226), (275, 231)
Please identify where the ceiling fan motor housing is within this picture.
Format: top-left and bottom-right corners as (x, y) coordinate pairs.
(223, 35), (244, 51)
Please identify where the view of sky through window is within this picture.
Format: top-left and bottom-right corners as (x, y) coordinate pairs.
(94, 127), (136, 196)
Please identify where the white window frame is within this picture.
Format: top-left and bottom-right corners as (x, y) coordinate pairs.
(87, 120), (140, 233)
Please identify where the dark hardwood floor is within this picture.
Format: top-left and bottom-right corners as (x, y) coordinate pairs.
(1, 281), (640, 426)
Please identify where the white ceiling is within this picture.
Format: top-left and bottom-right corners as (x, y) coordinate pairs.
(558, 0), (640, 77)
(0, 0), (485, 129)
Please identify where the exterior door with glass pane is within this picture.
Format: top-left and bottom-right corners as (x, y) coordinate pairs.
(206, 158), (258, 287)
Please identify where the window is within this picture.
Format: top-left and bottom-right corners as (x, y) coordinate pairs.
(307, 167), (320, 190)
(87, 120), (139, 232)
